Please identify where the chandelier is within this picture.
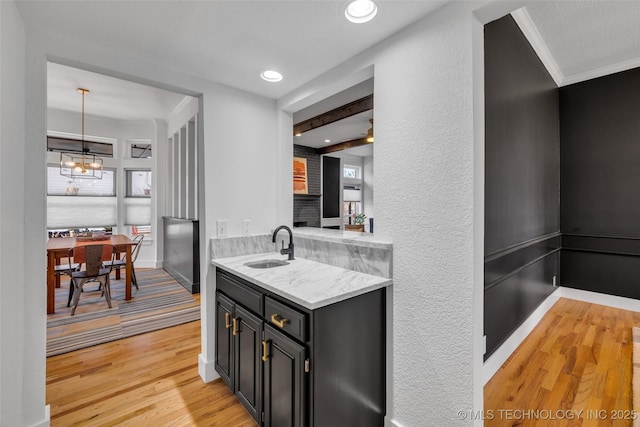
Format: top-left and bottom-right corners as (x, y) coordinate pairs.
(59, 88), (103, 179)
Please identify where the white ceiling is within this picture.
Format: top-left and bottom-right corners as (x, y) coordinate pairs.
(47, 63), (190, 121)
(295, 109), (373, 149)
(19, 1), (640, 153)
(514, 2), (640, 87)
(18, 0), (447, 100)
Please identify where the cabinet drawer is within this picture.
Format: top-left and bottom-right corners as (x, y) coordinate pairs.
(216, 269), (263, 316)
(265, 297), (307, 342)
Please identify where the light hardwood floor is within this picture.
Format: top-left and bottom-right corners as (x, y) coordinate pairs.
(46, 319), (256, 426)
(48, 297), (639, 426)
(485, 297), (640, 427)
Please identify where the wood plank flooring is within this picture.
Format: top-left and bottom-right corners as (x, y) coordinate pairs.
(47, 320), (256, 426)
(485, 298), (640, 427)
(48, 296), (639, 426)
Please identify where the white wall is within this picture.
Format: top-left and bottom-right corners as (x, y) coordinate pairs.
(2, 0), (525, 425)
(3, 16), (281, 424)
(374, 5), (476, 424)
(2, 2), (51, 426)
(279, 2), (489, 425)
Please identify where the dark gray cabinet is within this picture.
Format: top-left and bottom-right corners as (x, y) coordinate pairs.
(263, 324), (305, 427)
(234, 305), (262, 420)
(215, 293), (233, 386)
(215, 293), (262, 422)
(214, 267), (386, 426)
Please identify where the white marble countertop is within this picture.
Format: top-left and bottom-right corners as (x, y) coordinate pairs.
(211, 252), (392, 310)
(293, 227), (392, 249)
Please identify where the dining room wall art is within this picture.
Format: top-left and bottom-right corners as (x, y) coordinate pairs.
(293, 156), (308, 194)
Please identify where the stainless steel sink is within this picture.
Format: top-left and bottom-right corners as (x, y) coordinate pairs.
(244, 259), (289, 269)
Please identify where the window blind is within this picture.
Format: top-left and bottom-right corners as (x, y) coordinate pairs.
(124, 197), (151, 225)
(343, 189), (361, 202)
(47, 196), (117, 229)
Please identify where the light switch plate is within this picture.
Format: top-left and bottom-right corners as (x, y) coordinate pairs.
(242, 220), (251, 236)
(216, 220), (228, 238)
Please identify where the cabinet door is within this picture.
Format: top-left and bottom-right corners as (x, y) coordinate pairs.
(263, 324), (306, 427)
(234, 305), (263, 422)
(215, 292), (234, 389)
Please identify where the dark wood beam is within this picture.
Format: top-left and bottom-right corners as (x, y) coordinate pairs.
(318, 137), (372, 155)
(293, 94), (373, 136)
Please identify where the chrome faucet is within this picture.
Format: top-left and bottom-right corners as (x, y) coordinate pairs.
(272, 225), (295, 260)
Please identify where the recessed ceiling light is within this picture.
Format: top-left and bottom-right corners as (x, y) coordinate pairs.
(345, 0), (378, 24)
(260, 70), (283, 82)
(325, 139), (331, 143)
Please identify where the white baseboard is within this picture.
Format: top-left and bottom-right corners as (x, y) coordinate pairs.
(557, 286), (640, 312)
(135, 260), (157, 269)
(483, 286), (640, 385)
(198, 353), (220, 383)
(29, 405), (50, 427)
(385, 416), (403, 427)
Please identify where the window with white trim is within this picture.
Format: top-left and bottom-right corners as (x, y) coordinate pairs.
(46, 165), (117, 229)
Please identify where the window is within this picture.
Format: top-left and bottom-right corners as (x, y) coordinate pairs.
(47, 166), (115, 196)
(131, 225), (151, 236)
(131, 144), (152, 158)
(126, 170), (152, 197)
(343, 201), (362, 225)
(343, 165), (360, 179)
(125, 169), (151, 227)
(46, 165), (117, 229)
(47, 136), (113, 157)
(343, 182), (362, 225)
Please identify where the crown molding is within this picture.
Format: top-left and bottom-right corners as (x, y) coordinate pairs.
(511, 7), (564, 87)
(561, 55), (640, 87)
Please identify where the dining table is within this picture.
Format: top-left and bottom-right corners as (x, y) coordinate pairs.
(46, 234), (137, 314)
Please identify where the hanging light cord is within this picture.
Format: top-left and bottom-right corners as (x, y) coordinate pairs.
(77, 88), (90, 170)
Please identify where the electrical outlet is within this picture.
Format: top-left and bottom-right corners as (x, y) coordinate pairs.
(242, 220), (251, 236)
(216, 220), (228, 238)
(552, 275), (557, 286)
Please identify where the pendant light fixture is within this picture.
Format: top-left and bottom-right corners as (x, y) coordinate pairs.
(60, 88), (103, 179)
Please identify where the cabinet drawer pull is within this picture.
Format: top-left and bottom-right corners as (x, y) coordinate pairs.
(262, 340), (269, 362)
(271, 314), (288, 328)
(232, 317), (239, 336)
(225, 312), (232, 329)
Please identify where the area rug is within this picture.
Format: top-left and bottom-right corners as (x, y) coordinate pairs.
(46, 268), (200, 357)
(634, 327), (640, 427)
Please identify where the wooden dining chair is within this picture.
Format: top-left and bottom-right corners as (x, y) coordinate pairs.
(102, 235), (144, 290)
(66, 244), (117, 316)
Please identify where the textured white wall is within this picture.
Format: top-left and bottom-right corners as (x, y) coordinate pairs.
(279, 2), (485, 425)
(374, 4), (475, 425)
